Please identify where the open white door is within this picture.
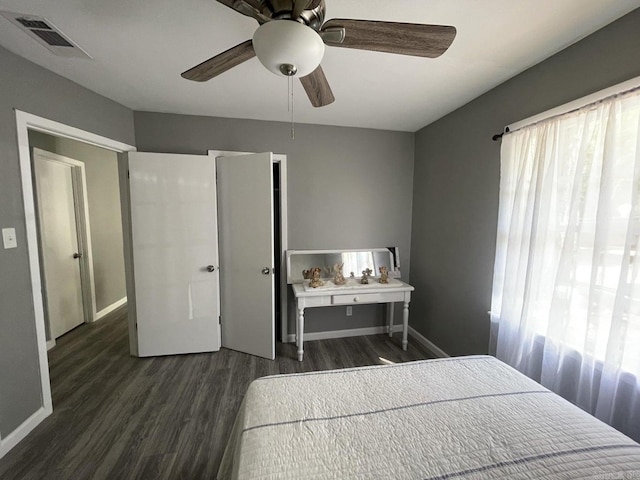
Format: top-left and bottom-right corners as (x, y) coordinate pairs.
(217, 152), (275, 359)
(128, 152), (220, 357)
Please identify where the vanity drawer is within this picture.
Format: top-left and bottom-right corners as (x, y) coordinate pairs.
(331, 291), (406, 305)
(332, 293), (383, 305)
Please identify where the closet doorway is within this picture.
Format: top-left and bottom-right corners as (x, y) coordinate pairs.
(211, 150), (288, 356)
(126, 150), (287, 360)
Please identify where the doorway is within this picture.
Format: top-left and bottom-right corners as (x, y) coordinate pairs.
(273, 161), (282, 342)
(14, 110), (136, 449)
(126, 150), (288, 360)
(209, 150), (289, 349)
(29, 131), (128, 350)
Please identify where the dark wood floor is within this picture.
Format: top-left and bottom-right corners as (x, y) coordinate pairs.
(0, 307), (434, 480)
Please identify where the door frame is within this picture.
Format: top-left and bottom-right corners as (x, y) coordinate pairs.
(12, 110), (136, 457)
(32, 148), (96, 343)
(208, 150), (289, 343)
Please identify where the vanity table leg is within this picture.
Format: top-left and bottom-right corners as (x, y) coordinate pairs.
(297, 307), (305, 362)
(402, 301), (409, 351)
(387, 303), (395, 337)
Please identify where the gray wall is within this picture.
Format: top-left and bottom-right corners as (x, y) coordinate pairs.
(0, 45), (134, 438)
(410, 8), (640, 356)
(28, 131), (127, 314)
(133, 113), (415, 334)
(4, 4), (637, 448)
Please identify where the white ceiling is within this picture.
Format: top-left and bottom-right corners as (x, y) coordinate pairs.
(0, 1), (638, 132)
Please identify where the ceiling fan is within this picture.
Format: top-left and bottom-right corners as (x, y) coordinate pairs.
(181, 0), (456, 108)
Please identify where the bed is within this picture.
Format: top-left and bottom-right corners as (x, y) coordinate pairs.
(217, 355), (640, 479)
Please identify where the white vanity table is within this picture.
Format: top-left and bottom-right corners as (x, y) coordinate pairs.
(287, 249), (415, 362)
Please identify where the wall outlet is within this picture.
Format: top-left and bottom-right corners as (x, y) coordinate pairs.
(346, 306), (352, 316)
(2, 227), (17, 249)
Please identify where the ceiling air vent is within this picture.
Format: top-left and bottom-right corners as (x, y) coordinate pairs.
(0, 11), (91, 58)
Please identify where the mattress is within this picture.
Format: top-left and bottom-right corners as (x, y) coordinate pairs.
(217, 355), (640, 479)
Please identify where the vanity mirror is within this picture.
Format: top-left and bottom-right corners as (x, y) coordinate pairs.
(286, 247), (400, 284)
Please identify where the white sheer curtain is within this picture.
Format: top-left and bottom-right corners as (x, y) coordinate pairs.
(490, 88), (640, 441)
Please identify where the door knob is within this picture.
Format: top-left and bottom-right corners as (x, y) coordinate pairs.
(262, 267), (272, 275)
(206, 265), (216, 272)
(73, 252), (82, 259)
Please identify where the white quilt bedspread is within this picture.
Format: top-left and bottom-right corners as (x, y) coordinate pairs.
(217, 356), (640, 479)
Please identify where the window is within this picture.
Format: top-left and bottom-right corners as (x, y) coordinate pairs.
(491, 83), (640, 441)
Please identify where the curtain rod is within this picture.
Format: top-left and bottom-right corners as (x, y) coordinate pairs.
(491, 84), (640, 142)
(492, 127), (509, 141)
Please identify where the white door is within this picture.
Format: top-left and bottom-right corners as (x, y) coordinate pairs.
(217, 152), (275, 359)
(33, 150), (85, 339)
(128, 152), (220, 357)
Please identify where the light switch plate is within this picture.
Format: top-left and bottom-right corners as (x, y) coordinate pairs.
(346, 306), (353, 316)
(2, 228), (17, 249)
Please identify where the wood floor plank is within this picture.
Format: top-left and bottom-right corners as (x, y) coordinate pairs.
(133, 452), (177, 480)
(0, 307), (434, 479)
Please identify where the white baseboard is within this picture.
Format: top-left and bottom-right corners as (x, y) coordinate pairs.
(94, 296), (127, 322)
(0, 406), (51, 459)
(46, 339), (56, 351)
(286, 325), (403, 343)
(408, 326), (450, 358)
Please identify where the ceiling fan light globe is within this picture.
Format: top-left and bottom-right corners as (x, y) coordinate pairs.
(253, 20), (325, 77)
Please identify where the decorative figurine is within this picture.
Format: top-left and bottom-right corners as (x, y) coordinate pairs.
(332, 263), (346, 285)
(350, 272), (355, 279)
(360, 268), (373, 284)
(309, 267), (324, 288)
(379, 266), (389, 284)
(302, 269), (311, 280)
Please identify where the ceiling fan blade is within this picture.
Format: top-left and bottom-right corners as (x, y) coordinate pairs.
(321, 19), (456, 58)
(299, 65), (335, 107)
(181, 40), (255, 82)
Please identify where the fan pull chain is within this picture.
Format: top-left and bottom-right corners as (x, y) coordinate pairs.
(287, 75), (291, 113)
(290, 75), (295, 140)
(285, 72), (295, 140)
